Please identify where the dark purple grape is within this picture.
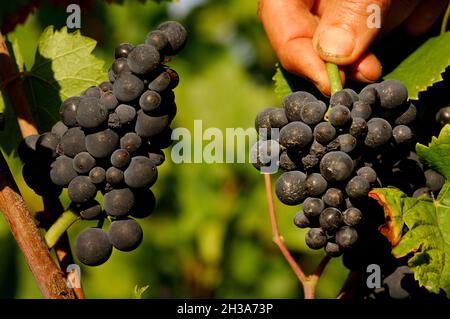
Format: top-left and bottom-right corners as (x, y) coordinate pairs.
(115, 104), (136, 125)
(255, 108), (275, 138)
(111, 149), (131, 168)
(305, 228), (327, 249)
(282, 91), (316, 121)
(320, 151), (354, 182)
(106, 167), (124, 185)
(413, 187), (431, 198)
(73, 152), (96, 174)
(74, 200), (103, 220)
(343, 207), (363, 226)
(269, 108), (288, 128)
(275, 171), (307, 205)
(113, 72), (145, 102)
(322, 188), (344, 207)
(294, 211), (310, 228)
(148, 148), (165, 166)
(305, 173), (328, 196)
(50, 156), (78, 186)
(58, 127), (87, 157)
(85, 129), (119, 159)
(100, 91), (119, 110)
(51, 121), (68, 138)
(395, 103), (416, 125)
(349, 117), (368, 138)
(99, 81), (113, 92)
(303, 197), (325, 218)
(300, 101), (327, 125)
(131, 188), (156, 219)
(157, 21), (187, 55)
(68, 176), (97, 203)
(345, 176), (370, 199)
(145, 30), (168, 51)
(336, 226), (358, 248)
(319, 207), (342, 231)
(436, 106), (450, 127)
(338, 134), (357, 153)
(108, 219), (143, 252)
(357, 166), (377, 184)
(365, 118), (392, 148)
(124, 156), (158, 189)
(59, 96), (80, 127)
(325, 242), (342, 257)
(139, 90), (161, 112)
(330, 90), (354, 108)
(135, 110), (170, 138)
(127, 44), (160, 74)
(376, 80), (408, 109)
(424, 169), (444, 192)
(114, 43), (134, 59)
(351, 101), (372, 120)
(103, 188), (135, 217)
(358, 83), (379, 106)
(112, 57), (131, 75)
(120, 132), (142, 153)
(89, 167), (106, 185)
(279, 121), (313, 149)
(74, 228), (112, 266)
(393, 125), (413, 144)
(328, 105), (351, 127)
(76, 97), (108, 128)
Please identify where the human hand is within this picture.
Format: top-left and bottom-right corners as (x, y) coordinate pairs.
(258, 0), (448, 96)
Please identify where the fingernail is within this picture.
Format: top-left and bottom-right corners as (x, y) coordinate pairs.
(317, 27), (355, 59)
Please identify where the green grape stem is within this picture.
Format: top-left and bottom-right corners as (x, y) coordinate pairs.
(45, 209), (80, 249)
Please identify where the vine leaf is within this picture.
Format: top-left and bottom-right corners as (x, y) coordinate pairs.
(272, 64), (323, 99)
(416, 124), (450, 180)
(384, 31), (450, 100)
(370, 184), (450, 297)
(23, 26), (107, 132)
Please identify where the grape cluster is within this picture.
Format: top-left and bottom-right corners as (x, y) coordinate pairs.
(252, 80), (444, 258)
(19, 21), (187, 266)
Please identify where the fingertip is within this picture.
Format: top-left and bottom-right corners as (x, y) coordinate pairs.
(348, 52), (382, 83)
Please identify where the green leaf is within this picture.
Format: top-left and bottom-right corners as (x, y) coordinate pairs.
(134, 284), (150, 299)
(416, 124), (450, 180)
(24, 26), (107, 131)
(384, 31), (450, 100)
(370, 184), (450, 296)
(272, 64), (323, 99)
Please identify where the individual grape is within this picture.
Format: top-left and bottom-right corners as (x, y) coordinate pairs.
(325, 242), (342, 257)
(343, 88), (358, 103)
(74, 228), (112, 266)
(279, 150), (298, 171)
(100, 91), (119, 111)
(83, 86), (101, 98)
(135, 110), (170, 138)
(275, 171), (307, 205)
(365, 118), (392, 148)
(108, 219), (143, 252)
(58, 127), (87, 157)
(320, 151), (354, 182)
(268, 108), (288, 128)
(302, 154), (319, 170)
(111, 149), (131, 168)
(336, 226), (358, 249)
(114, 43), (134, 59)
(345, 176), (370, 199)
(148, 70), (171, 92)
(112, 57), (131, 76)
(412, 187), (431, 198)
(305, 173), (328, 196)
(351, 101), (372, 120)
(113, 72), (145, 102)
(50, 156), (78, 186)
(309, 140), (327, 158)
(85, 129), (119, 158)
(323, 188), (344, 207)
(250, 139), (278, 169)
(376, 80), (408, 109)
(279, 121), (313, 149)
(124, 156), (158, 188)
(349, 117), (368, 138)
(59, 96), (80, 127)
(36, 132), (60, 158)
(358, 83), (379, 106)
(328, 105), (351, 127)
(139, 90), (162, 112)
(51, 121), (68, 138)
(157, 21), (188, 55)
(148, 148), (166, 166)
(282, 91), (316, 121)
(303, 197), (325, 218)
(165, 69), (180, 90)
(103, 188), (135, 217)
(68, 176), (97, 203)
(300, 101), (327, 125)
(108, 113), (121, 129)
(392, 125), (413, 144)
(330, 90), (354, 108)
(305, 228), (327, 250)
(395, 103), (417, 125)
(319, 207), (342, 231)
(18, 134), (39, 162)
(73, 152), (96, 174)
(357, 166), (377, 184)
(120, 132), (142, 153)
(436, 106), (450, 127)
(74, 200), (103, 220)
(131, 188), (156, 219)
(89, 167), (106, 185)
(127, 44), (160, 74)
(76, 97), (108, 128)
(424, 169), (445, 192)
(293, 211), (310, 228)
(338, 134), (357, 153)
(99, 81), (113, 92)
(115, 104), (137, 125)
(343, 207), (363, 226)
(106, 167), (124, 185)
(255, 108), (274, 138)
(145, 30), (168, 51)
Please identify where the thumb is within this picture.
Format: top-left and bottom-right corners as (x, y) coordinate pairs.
(313, 0), (391, 65)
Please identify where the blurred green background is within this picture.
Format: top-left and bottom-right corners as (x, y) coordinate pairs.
(0, 0), (348, 298)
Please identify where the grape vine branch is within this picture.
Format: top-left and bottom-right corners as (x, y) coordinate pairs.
(263, 173), (331, 299)
(0, 32), (83, 299)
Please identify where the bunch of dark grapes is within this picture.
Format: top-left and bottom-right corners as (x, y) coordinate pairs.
(252, 79), (445, 260)
(19, 21), (187, 266)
